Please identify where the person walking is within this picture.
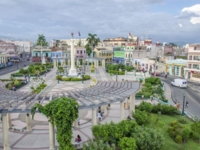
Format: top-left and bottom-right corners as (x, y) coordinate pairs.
(186, 101), (189, 108)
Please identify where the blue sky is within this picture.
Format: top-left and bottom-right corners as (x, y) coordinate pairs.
(0, 0), (200, 44)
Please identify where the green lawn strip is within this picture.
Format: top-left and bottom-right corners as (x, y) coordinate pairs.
(147, 114), (200, 150)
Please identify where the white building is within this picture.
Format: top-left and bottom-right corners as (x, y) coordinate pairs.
(184, 44), (200, 81)
(58, 39), (88, 47)
(12, 41), (33, 53)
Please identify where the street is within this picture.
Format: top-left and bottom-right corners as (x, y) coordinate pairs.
(0, 59), (33, 76)
(160, 77), (200, 119)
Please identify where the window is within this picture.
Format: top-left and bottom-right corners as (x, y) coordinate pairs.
(80, 50), (82, 54)
(193, 64), (199, 69)
(77, 50), (79, 54)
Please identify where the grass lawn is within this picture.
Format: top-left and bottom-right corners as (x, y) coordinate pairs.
(147, 114), (200, 150)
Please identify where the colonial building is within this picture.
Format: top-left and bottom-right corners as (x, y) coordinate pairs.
(166, 59), (187, 77)
(11, 41), (33, 53)
(184, 44), (200, 81)
(0, 40), (18, 55)
(94, 47), (113, 63)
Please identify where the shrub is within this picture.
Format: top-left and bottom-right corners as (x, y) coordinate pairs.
(178, 119), (187, 124)
(83, 75), (91, 80)
(82, 140), (115, 150)
(137, 101), (153, 113)
(132, 109), (148, 125)
(118, 137), (136, 150)
(175, 135), (182, 144)
(56, 75), (62, 80)
(182, 127), (191, 142)
(132, 126), (165, 150)
(71, 78), (82, 81)
(61, 77), (71, 81)
(151, 103), (178, 115)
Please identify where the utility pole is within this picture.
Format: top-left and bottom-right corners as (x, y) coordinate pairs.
(182, 93), (186, 116)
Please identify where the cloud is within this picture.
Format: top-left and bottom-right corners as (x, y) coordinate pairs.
(179, 23), (183, 27)
(0, 0), (199, 43)
(181, 4), (200, 24)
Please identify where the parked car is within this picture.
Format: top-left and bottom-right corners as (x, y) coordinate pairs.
(171, 79), (187, 88)
(0, 63), (6, 69)
(151, 72), (160, 76)
(7, 62), (13, 67)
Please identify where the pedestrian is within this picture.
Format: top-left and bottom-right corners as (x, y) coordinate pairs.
(98, 111), (102, 121)
(127, 115), (131, 120)
(75, 135), (82, 143)
(186, 101), (189, 108)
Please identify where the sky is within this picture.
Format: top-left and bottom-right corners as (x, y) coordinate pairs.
(0, 0), (200, 44)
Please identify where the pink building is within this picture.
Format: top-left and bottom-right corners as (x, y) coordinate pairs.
(164, 46), (174, 56)
(0, 40), (18, 55)
(75, 48), (87, 58)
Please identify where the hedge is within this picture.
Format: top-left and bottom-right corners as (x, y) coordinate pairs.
(108, 70), (125, 75)
(59, 75), (91, 82)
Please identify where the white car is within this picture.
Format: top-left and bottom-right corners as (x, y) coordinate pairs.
(171, 79), (187, 88)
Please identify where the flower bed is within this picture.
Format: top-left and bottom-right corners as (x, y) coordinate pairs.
(6, 79), (28, 91)
(56, 75), (91, 82)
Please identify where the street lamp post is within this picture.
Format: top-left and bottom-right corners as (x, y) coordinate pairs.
(182, 93), (186, 116)
(81, 73), (84, 84)
(116, 72), (118, 82)
(57, 70), (60, 84)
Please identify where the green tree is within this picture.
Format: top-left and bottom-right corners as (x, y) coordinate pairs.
(136, 101), (153, 113)
(77, 40), (82, 47)
(85, 43), (92, 56)
(118, 137), (137, 150)
(169, 42), (177, 47)
(36, 34), (48, 46)
(132, 126), (165, 150)
(31, 97), (78, 150)
(86, 33), (100, 58)
(82, 140), (115, 150)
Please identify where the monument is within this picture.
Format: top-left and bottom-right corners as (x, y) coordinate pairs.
(42, 54), (46, 64)
(68, 33), (78, 76)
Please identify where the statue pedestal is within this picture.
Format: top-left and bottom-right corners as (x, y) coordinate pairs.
(68, 68), (78, 77)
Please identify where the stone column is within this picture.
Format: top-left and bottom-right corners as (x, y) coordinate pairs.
(68, 36), (77, 76)
(7, 114), (11, 129)
(2, 114), (10, 150)
(92, 108), (97, 125)
(174, 66), (177, 75)
(129, 94), (135, 113)
(96, 60), (99, 68)
(179, 66), (182, 76)
(53, 59), (56, 69)
(26, 113), (32, 132)
(74, 118), (79, 128)
(49, 122), (55, 150)
(120, 100), (124, 121)
(68, 59), (70, 65)
(169, 66), (172, 75)
(76, 59), (79, 66)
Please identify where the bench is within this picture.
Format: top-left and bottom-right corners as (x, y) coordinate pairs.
(12, 120), (26, 132)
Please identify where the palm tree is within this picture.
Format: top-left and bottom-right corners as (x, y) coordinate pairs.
(86, 33), (100, 63)
(36, 34), (48, 46)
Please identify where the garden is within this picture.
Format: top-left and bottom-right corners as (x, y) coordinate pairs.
(11, 62), (53, 77)
(5, 77), (28, 91)
(135, 77), (168, 103)
(82, 102), (200, 150)
(106, 64), (134, 75)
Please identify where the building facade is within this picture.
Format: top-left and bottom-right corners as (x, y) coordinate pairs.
(12, 41), (33, 53)
(166, 59), (187, 77)
(0, 40), (18, 55)
(184, 44), (200, 81)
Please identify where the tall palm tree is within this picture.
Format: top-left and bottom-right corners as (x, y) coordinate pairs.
(86, 33), (100, 63)
(36, 34), (48, 46)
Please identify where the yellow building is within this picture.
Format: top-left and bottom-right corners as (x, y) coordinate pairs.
(94, 48), (113, 63)
(166, 59), (187, 77)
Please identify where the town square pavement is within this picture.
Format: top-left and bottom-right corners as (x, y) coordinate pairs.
(0, 66), (171, 150)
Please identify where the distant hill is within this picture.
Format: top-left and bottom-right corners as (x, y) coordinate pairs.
(0, 35), (23, 41)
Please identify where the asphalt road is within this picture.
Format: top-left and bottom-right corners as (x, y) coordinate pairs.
(0, 59), (33, 76)
(160, 77), (200, 119)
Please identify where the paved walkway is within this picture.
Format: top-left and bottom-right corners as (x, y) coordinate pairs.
(0, 66), (173, 150)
